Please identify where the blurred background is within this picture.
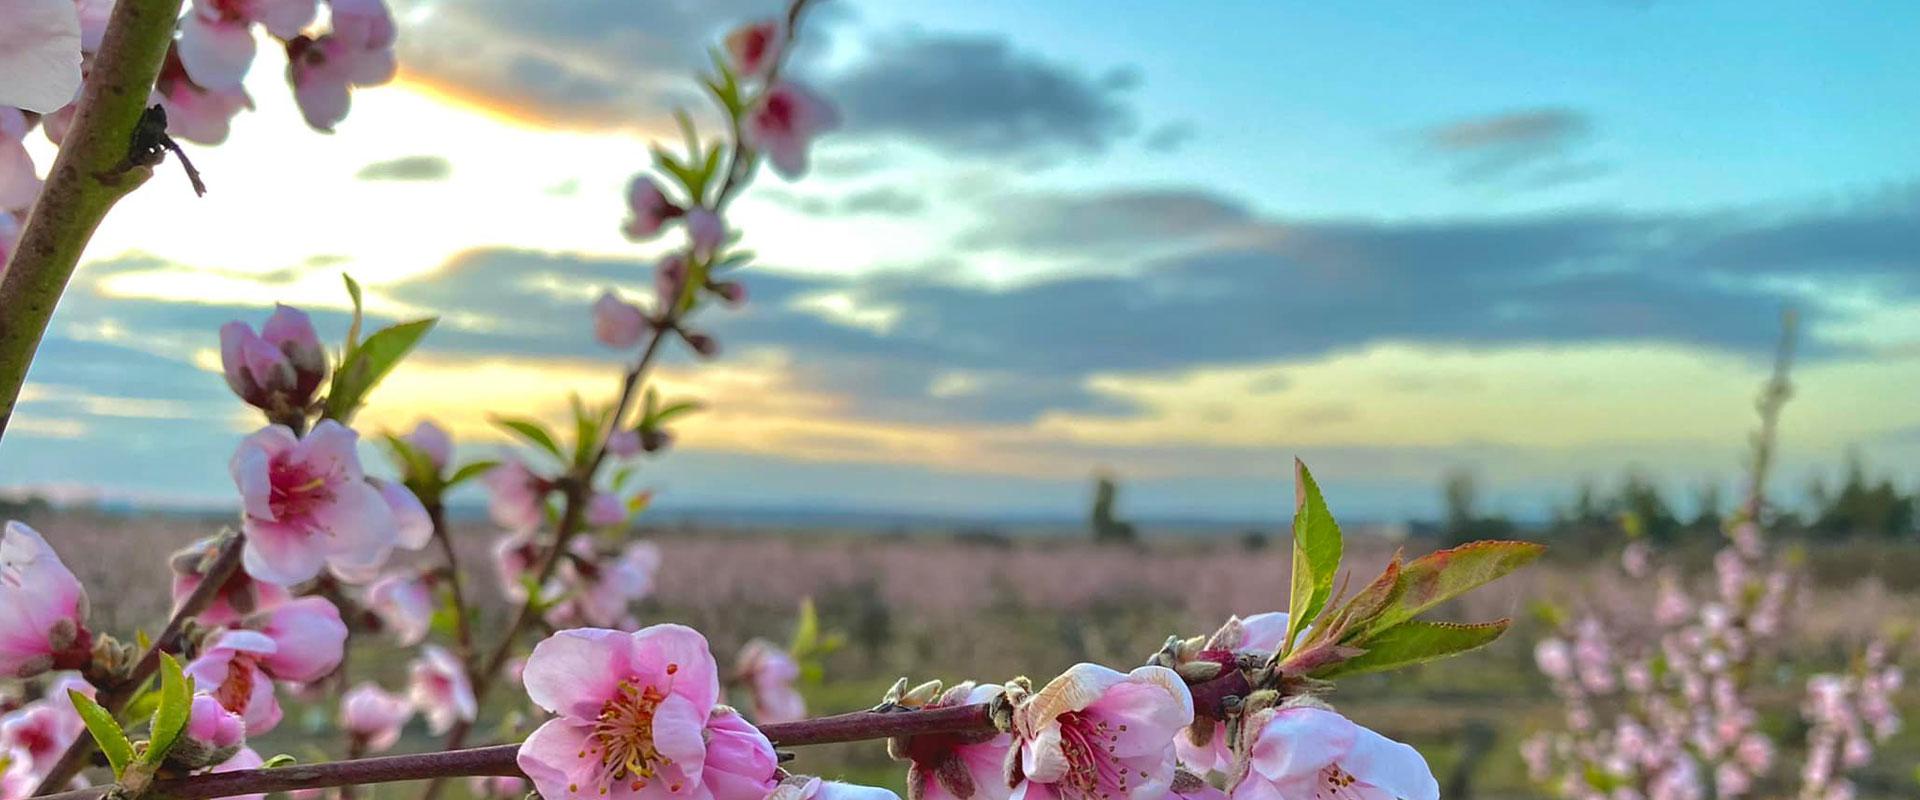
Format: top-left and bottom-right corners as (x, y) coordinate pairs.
(4, 1), (1917, 798)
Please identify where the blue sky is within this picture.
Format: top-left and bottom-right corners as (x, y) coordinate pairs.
(5, 0), (1918, 523)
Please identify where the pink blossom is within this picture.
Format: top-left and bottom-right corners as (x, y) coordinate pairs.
(179, 0), (318, 90)
(1009, 663), (1192, 800)
(485, 458), (550, 531)
(1228, 706), (1437, 800)
(595, 291), (648, 349)
(607, 429), (643, 458)
(1534, 638), (1573, 682)
(0, 212), (20, 268)
(684, 209), (724, 257)
(285, 0), (396, 132)
(700, 706), (780, 800)
(587, 493), (628, 528)
(0, 522), (90, 679)
(899, 683), (1011, 800)
(1, 108), (42, 211)
(623, 176), (677, 241)
(0, 0), (82, 112)
(743, 82), (838, 180)
(515, 625), (726, 800)
(724, 21), (782, 79)
(230, 421), (399, 585)
(408, 645), (476, 735)
(1178, 612), (1287, 773)
(552, 541), (661, 629)
(157, 72), (254, 146)
(767, 777), (898, 800)
(367, 572), (434, 646)
(171, 536), (292, 628)
(251, 595), (347, 683)
(403, 419), (454, 471)
(339, 682), (412, 752)
(0, 675), (90, 766)
(187, 630), (284, 735)
(733, 639), (804, 724)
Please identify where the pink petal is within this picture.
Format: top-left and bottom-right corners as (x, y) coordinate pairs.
(0, 138), (41, 211)
(1245, 708), (1356, 784)
(522, 628), (634, 719)
(247, 0), (316, 39)
(0, 0), (82, 113)
(701, 709), (778, 800)
(1338, 721), (1438, 800)
(177, 14), (257, 92)
(649, 692), (708, 774)
(256, 596), (346, 683)
(376, 479), (434, 550)
(240, 517), (328, 586)
(313, 480), (398, 568)
(630, 624), (720, 714)
(516, 719), (602, 800)
(1086, 667), (1192, 758)
(1237, 612), (1290, 652)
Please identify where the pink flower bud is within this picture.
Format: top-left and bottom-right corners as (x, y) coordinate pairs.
(339, 682), (412, 752)
(655, 254), (689, 312)
(685, 208), (724, 257)
(593, 290), (647, 349)
(684, 331), (720, 358)
(585, 492), (625, 528)
(744, 82), (839, 180)
(184, 692), (247, 750)
(408, 645), (476, 735)
(724, 20), (782, 79)
(606, 429), (642, 458)
(623, 176), (678, 241)
(711, 281), (747, 308)
(484, 457), (549, 531)
(402, 419), (453, 470)
(367, 572), (434, 646)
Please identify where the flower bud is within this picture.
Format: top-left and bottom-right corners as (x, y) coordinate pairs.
(711, 280), (747, 308)
(685, 208), (724, 257)
(339, 682), (412, 753)
(683, 330), (720, 358)
(655, 254), (689, 312)
(724, 20), (782, 79)
(623, 176), (679, 241)
(261, 304), (327, 395)
(401, 420), (453, 471)
(606, 429), (642, 458)
(168, 694), (247, 769)
(639, 427), (674, 453)
(593, 290), (646, 350)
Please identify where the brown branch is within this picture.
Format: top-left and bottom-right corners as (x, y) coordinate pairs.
(0, 0), (188, 445)
(33, 533), (247, 795)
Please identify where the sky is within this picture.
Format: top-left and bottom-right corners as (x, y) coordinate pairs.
(6, 0), (1920, 524)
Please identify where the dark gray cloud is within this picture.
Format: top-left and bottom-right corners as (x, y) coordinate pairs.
(827, 30), (1141, 158)
(1421, 108), (1608, 188)
(1143, 121), (1196, 154)
(357, 155), (453, 181)
(958, 189), (1253, 254)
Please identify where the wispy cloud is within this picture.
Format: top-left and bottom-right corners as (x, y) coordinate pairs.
(1420, 108), (1608, 189)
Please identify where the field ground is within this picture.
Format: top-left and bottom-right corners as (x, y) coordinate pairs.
(14, 511), (1920, 799)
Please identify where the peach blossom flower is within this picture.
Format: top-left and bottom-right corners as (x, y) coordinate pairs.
(1227, 706), (1437, 800)
(767, 777), (897, 800)
(699, 706), (779, 800)
(724, 21), (782, 79)
(187, 630), (285, 734)
(0, 522), (90, 679)
(684, 209), (724, 257)
(230, 421), (399, 585)
(1009, 664), (1192, 800)
(402, 420), (454, 471)
(485, 458), (549, 531)
(170, 693), (248, 768)
(367, 572), (434, 646)
(170, 536), (292, 628)
(1, 108), (42, 211)
(596, 291), (648, 349)
(624, 177), (678, 241)
(0, 674), (90, 766)
(898, 683), (1010, 800)
(515, 625), (734, 800)
(409, 645), (476, 735)
(339, 682), (412, 752)
(744, 82), (838, 180)
(733, 639), (804, 724)
(250, 596), (347, 683)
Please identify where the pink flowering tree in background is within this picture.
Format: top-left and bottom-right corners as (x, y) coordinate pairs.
(0, 2), (1553, 800)
(1522, 315), (1907, 800)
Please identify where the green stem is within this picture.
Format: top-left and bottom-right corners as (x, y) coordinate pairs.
(0, 0), (186, 444)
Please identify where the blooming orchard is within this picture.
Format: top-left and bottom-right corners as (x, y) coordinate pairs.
(0, 4), (1545, 800)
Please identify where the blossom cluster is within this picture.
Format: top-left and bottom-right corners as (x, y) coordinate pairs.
(0, 0), (399, 264)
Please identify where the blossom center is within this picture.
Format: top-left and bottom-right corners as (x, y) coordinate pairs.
(1056, 711), (1132, 800)
(269, 461), (334, 521)
(1315, 765), (1368, 800)
(213, 656), (258, 714)
(760, 94), (795, 133)
(573, 677), (676, 795)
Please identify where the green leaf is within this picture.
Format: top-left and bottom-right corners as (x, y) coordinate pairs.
(790, 597), (820, 655)
(492, 416), (564, 460)
(650, 399), (703, 426)
(142, 654), (192, 766)
(447, 459), (501, 488)
(1357, 540), (1546, 639)
(1311, 619), (1511, 679)
(1283, 459), (1343, 654)
(343, 274), (365, 352)
(382, 434), (439, 486)
(69, 690), (134, 778)
(326, 317), (436, 420)
(261, 754), (299, 769)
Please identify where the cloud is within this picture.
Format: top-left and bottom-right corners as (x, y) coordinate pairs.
(357, 155), (453, 181)
(1420, 108), (1608, 188)
(827, 30), (1141, 158)
(763, 185), (927, 217)
(1143, 121), (1196, 154)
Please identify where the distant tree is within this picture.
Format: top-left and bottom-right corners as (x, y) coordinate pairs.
(1689, 481), (1724, 532)
(0, 492), (50, 517)
(1089, 472), (1138, 544)
(1616, 470), (1682, 543)
(1811, 450), (1917, 538)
